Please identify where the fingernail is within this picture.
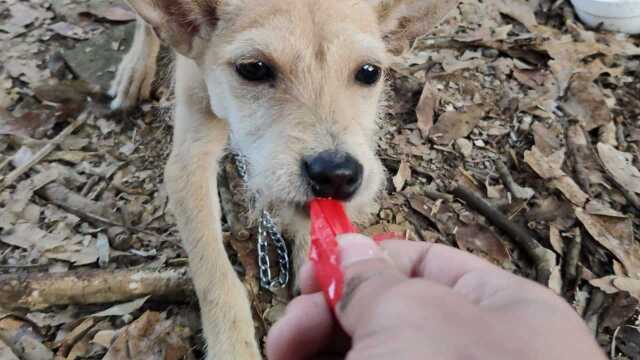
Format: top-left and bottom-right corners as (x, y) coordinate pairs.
(337, 234), (383, 267)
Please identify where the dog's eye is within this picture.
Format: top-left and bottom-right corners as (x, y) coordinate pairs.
(235, 61), (275, 82)
(355, 64), (382, 85)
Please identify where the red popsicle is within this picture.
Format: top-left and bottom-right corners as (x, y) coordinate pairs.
(309, 198), (355, 309)
(309, 199), (405, 309)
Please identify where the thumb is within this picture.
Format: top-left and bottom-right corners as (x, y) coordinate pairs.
(334, 234), (409, 334)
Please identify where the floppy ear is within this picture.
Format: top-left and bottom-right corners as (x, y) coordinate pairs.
(125, 0), (222, 58)
(367, 0), (460, 54)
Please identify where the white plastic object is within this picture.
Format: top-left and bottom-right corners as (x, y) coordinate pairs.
(570, 0), (640, 34)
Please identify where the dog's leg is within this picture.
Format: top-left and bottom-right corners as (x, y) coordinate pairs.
(109, 15), (160, 110)
(165, 55), (261, 360)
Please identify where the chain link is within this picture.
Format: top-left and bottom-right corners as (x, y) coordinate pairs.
(233, 152), (290, 290)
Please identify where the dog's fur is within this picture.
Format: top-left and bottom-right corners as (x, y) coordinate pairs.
(110, 0), (454, 358)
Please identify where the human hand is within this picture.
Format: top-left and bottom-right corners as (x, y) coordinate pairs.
(267, 234), (606, 360)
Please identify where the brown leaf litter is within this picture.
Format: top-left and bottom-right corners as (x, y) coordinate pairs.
(1, 0), (640, 358)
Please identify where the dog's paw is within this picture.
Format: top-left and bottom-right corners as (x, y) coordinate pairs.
(108, 47), (157, 110)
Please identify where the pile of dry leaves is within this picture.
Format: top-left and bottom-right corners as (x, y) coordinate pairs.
(0, 0), (639, 358)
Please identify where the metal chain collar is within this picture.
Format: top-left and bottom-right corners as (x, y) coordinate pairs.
(233, 152), (290, 290)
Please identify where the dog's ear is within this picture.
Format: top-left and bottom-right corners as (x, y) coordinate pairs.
(125, 0), (222, 58)
(367, 0), (460, 54)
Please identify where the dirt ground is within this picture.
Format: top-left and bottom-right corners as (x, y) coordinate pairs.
(1, 0), (640, 359)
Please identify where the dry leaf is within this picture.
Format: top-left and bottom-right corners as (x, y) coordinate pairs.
(576, 209), (640, 278)
(103, 311), (191, 360)
(548, 265), (563, 295)
(49, 22), (89, 40)
(489, 0), (537, 31)
(455, 223), (509, 263)
(1, 222), (66, 252)
(549, 224), (563, 255)
(92, 330), (117, 349)
(430, 105), (484, 145)
(0, 317), (54, 360)
(524, 146), (589, 206)
(393, 161), (411, 192)
(589, 275), (619, 294)
(85, 6), (136, 22)
(562, 74), (612, 131)
(597, 143), (640, 194)
(584, 199), (626, 218)
(416, 82), (437, 138)
(89, 296), (150, 318)
(613, 277), (640, 300)
(0, 338), (19, 360)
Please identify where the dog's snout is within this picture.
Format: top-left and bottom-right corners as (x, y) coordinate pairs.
(303, 150), (363, 200)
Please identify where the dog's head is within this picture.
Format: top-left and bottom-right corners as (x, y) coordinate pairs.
(128, 0), (455, 222)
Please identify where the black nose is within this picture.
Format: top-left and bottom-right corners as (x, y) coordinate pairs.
(303, 150), (363, 200)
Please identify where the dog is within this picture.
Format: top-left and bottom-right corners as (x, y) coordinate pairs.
(109, 0), (454, 358)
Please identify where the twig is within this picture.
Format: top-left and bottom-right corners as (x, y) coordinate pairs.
(423, 189), (454, 202)
(566, 124), (591, 195)
(495, 159), (534, 200)
(564, 227), (582, 289)
(584, 287), (606, 334)
(0, 267), (194, 310)
(37, 182), (161, 237)
(450, 185), (556, 283)
(0, 111), (91, 191)
(0, 155), (13, 175)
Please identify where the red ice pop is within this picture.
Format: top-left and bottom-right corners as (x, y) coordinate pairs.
(309, 198), (406, 309)
(309, 198), (355, 309)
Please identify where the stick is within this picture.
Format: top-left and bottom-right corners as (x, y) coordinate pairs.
(0, 111), (90, 191)
(566, 124), (591, 195)
(450, 185), (555, 283)
(37, 182), (160, 237)
(495, 159), (534, 200)
(0, 267), (194, 310)
(564, 227), (582, 289)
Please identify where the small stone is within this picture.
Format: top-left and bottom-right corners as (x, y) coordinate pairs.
(455, 138), (473, 157)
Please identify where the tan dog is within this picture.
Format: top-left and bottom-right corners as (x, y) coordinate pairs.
(109, 0), (454, 358)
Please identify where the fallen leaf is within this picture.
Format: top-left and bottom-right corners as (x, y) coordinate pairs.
(84, 5), (136, 22)
(8, 169), (58, 215)
(415, 82), (437, 138)
(524, 146), (589, 206)
(531, 121), (562, 156)
(26, 308), (76, 328)
(562, 74), (612, 131)
(600, 292), (639, 330)
(32, 80), (99, 104)
(597, 143), (640, 194)
(1, 222), (65, 252)
(89, 296), (150, 318)
(548, 265), (562, 295)
(56, 318), (96, 357)
(0, 338), (19, 360)
(0, 317), (54, 360)
(489, 0), (537, 31)
(49, 22), (89, 40)
(430, 105), (484, 145)
(576, 209), (640, 278)
(103, 311), (191, 360)
(455, 223), (509, 263)
(589, 275), (618, 294)
(549, 224), (563, 255)
(393, 161), (411, 192)
(584, 199), (626, 218)
(613, 277), (640, 300)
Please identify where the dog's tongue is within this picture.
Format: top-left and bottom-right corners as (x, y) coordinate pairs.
(309, 198), (355, 309)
